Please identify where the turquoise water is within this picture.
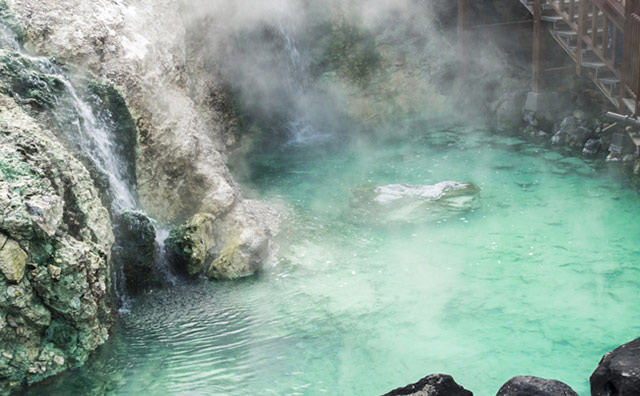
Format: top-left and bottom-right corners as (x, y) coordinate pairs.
(26, 126), (640, 395)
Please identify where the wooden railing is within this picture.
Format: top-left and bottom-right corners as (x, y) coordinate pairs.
(546, 0), (625, 78)
(622, 13), (640, 114)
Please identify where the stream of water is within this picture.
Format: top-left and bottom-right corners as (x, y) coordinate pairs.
(23, 124), (640, 396)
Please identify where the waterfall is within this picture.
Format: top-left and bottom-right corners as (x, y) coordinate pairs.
(276, 10), (329, 145)
(61, 81), (138, 212)
(0, 30), (174, 306)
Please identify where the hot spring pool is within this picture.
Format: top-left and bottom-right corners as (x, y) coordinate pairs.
(26, 126), (640, 395)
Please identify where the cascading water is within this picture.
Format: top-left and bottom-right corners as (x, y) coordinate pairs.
(0, 26), (174, 305)
(61, 81), (138, 212)
(276, 10), (328, 145)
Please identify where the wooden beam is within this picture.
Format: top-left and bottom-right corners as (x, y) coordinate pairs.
(532, 0), (541, 87)
(576, 0), (585, 76)
(458, 0), (468, 79)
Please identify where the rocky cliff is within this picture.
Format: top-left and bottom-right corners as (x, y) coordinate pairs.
(0, 93), (114, 392)
(5, 0), (278, 279)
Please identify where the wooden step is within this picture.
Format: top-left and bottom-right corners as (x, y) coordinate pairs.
(598, 77), (620, 85)
(567, 46), (589, 54)
(542, 15), (565, 22)
(555, 29), (577, 36)
(582, 60), (606, 69)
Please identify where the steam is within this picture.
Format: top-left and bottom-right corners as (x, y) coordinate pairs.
(181, 0), (531, 147)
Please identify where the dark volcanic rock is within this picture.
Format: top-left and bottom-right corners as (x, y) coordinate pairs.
(113, 210), (156, 294)
(591, 337), (640, 396)
(381, 374), (472, 396)
(552, 116), (595, 149)
(496, 376), (578, 396)
(583, 138), (602, 157)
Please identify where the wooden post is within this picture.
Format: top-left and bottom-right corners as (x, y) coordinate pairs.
(576, 0), (585, 76)
(533, 0), (542, 92)
(458, 0), (468, 79)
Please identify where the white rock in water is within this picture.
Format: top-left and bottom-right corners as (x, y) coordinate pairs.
(374, 181), (473, 204)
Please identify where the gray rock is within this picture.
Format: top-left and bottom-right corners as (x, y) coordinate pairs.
(381, 374), (472, 396)
(591, 337), (640, 396)
(496, 376), (578, 396)
(553, 116), (595, 149)
(583, 138), (602, 157)
(0, 235), (26, 283)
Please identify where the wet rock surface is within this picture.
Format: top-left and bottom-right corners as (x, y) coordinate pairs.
(0, 94), (114, 392)
(381, 374), (473, 396)
(167, 200), (278, 280)
(591, 337), (640, 396)
(6, 0), (277, 276)
(496, 376), (578, 396)
(112, 211), (156, 294)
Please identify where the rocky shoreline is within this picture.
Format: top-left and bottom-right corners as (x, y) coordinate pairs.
(0, 0), (639, 393)
(382, 337), (640, 396)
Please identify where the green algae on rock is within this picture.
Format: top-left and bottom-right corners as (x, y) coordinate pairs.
(0, 93), (114, 393)
(166, 213), (216, 277)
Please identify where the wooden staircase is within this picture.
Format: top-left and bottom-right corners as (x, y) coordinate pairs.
(519, 0), (640, 117)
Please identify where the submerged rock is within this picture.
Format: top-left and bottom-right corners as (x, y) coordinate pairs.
(0, 94), (114, 392)
(112, 211), (156, 294)
(351, 181), (480, 224)
(496, 376), (578, 396)
(373, 182), (480, 204)
(381, 374), (472, 396)
(591, 337), (640, 396)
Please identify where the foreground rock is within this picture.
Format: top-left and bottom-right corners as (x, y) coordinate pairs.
(6, 0), (277, 278)
(496, 376), (578, 396)
(167, 200), (278, 280)
(0, 94), (114, 392)
(591, 337), (640, 396)
(112, 211), (156, 294)
(381, 374), (472, 396)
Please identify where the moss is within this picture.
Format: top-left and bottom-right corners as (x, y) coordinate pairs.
(165, 225), (203, 276)
(0, 1), (26, 44)
(0, 51), (64, 109)
(165, 214), (214, 276)
(0, 157), (32, 183)
(205, 242), (243, 280)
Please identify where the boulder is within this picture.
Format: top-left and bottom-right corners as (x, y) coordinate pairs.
(381, 374), (472, 396)
(112, 211), (156, 294)
(496, 376), (578, 396)
(205, 201), (276, 280)
(166, 213), (216, 276)
(591, 337), (640, 396)
(583, 138), (602, 157)
(552, 116), (595, 149)
(167, 201), (277, 281)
